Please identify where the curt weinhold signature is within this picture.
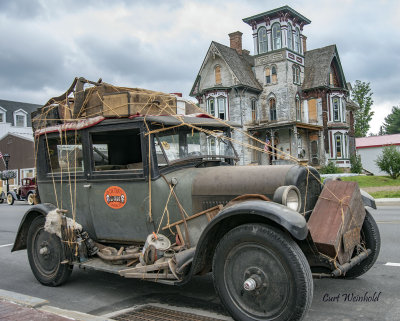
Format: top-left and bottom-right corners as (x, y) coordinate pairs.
(323, 291), (382, 303)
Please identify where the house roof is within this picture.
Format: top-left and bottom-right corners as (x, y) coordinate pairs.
(302, 45), (347, 91)
(356, 134), (400, 149)
(243, 6), (311, 25)
(190, 42), (262, 96)
(0, 99), (41, 126)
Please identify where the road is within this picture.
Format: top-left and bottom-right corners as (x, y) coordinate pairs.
(0, 203), (399, 320)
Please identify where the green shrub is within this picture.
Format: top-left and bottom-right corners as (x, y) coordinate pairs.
(350, 154), (363, 174)
(376, 145), (400, 179)
(319, 161), (343, 174)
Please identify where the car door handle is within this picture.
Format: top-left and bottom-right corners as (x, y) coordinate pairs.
(84, 184), (91, 188)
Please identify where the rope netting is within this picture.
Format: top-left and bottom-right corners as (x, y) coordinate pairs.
(32, 79), (367, 272)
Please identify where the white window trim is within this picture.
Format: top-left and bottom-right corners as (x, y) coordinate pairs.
(13, 109), (28, 127)
(0, 106), (6, 123)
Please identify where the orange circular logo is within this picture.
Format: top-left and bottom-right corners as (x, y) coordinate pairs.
(104, 186), (127, 209)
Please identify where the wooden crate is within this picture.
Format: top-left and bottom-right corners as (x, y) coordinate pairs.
(102, 91), (177, 117)
(307, 180), (366, 264)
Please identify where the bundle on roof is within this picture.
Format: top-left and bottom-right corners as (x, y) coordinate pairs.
(31, 77), (177, 131)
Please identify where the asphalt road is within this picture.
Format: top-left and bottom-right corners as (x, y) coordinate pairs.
(0, 203), (399, 320)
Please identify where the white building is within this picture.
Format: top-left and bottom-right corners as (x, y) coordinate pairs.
(356, 134), (400, 175)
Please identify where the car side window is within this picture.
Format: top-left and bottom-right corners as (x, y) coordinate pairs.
(91, 128), (143, 172)
(46, 134), (84, 173)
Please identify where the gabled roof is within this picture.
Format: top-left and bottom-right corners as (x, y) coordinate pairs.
(190, 42), (262, 96)
(356, 134), (400, 149)
(302, 45), (347, 91)
(0, 99), (41, 126)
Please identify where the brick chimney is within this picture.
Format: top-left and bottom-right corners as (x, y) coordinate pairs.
(229, 31), (243, 55)
(302, 35), (307, 53)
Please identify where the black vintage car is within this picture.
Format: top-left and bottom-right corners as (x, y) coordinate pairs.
(12, 115), (380, 321)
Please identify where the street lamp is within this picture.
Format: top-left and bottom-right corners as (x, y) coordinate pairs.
(3, 153), (10, 193)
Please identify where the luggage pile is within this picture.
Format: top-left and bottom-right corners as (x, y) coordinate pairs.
(31, 77), (177, 131)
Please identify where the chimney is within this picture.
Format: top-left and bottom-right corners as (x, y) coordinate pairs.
(229, 31), (243, 55)
(302, 35), (307, 53)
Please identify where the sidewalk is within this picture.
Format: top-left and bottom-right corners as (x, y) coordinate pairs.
(0, 289), (112, 321)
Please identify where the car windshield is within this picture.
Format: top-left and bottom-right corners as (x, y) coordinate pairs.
(154, 127), (236, 166)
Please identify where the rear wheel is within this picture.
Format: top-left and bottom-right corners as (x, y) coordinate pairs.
(212, 224), (313, 321)
(344, 210), (380, 278)
(7, 193), (14, 205)
(27, 216), (72, 286)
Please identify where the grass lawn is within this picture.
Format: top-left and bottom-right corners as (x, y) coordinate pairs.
(369, 191), (400, 199)
(339, 175), (400, 188)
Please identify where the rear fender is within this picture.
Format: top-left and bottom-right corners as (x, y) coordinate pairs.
(11, 203), (57, 252)
(188, 199), (308, 277)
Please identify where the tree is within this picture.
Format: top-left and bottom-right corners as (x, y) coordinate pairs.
(375, 145), (400, 179)
(352, 80), (374, 137)
(383, 106), (400, 134)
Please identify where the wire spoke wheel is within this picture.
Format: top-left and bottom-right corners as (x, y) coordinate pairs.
(213, 224), (312, 321)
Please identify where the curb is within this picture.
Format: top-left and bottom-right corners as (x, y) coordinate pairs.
(375, 198), (400, 206)
(0, 289), (113, 321)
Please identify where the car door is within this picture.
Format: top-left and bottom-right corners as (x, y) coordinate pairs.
(86, 123), (151, 243)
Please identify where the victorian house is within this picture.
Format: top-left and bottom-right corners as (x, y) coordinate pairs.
(190, 6), (357, 168)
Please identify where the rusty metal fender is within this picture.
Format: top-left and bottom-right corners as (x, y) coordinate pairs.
(11, 203), (57, 252)
(184, 200), (308, 279)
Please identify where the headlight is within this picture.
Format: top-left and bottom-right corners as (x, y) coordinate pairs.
(273, 185), (302, 212)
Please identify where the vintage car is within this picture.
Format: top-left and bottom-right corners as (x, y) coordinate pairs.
(4, 177), (36, 205)
(12, 115), (380, 321)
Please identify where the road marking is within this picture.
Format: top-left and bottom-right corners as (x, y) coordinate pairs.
(0, 243), (13, 248)
(385, 262), (400, 267)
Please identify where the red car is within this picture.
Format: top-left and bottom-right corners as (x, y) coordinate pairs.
(5, 178), (36, 205)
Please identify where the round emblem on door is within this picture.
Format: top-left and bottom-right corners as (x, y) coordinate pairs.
(104, 186), (127, 209)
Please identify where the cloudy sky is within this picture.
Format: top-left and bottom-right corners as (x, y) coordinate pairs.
(0, 0), (398, 134)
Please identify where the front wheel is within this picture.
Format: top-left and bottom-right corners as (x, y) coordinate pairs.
(344, 210), (380, 278)
(7, 193), (14, 205)
(27, 193), (35, 205)
(27, 216), (72, 286)
(212, 224), (313, 321)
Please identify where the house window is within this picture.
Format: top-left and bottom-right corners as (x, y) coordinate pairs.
(265, 67), (271, 84)
(292, 65), (300, 84)
(269, 98), (277, 121)
(335, 133), (342, 158)
(287, 23), (293, 50)
(0, 112), (4, 123)
(295, 28), (301, 53)
(251, 99), (257, 121)
(332, 97), (340, 121)
(272, 23), (282, 50)
(258, 27), (268, 54)
(207, 98), (215, 116)
(16, 114), (26, 127)
(296, 95), (301, 121)
(271, 66), (277, 83)
(215, 65), (221, 84)
(217, 96), (227, 120)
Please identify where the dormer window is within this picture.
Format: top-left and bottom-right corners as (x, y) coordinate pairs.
(295, 27), (301, 53)
(287, 23), (293, 50)
(0, 107), (6, 123)
(215, 65), (221, 84)
(272, 23), (282, 50)
(258, 27), (268, 54)
(13, 109), (28, 127)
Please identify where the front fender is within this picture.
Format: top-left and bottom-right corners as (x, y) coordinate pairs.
(11, 203), (57, 252)
(360, 190), (377, 209)
(7, 191), (17, 200)
(187, 200), (308, 279)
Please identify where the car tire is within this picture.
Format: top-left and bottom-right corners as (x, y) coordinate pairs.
(27, 193), (35, 205)
(7, 193), (14, 205)
(212, 224), (313, 321)
(27, 216), (73, 286)
(343, 210), (380, 279)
